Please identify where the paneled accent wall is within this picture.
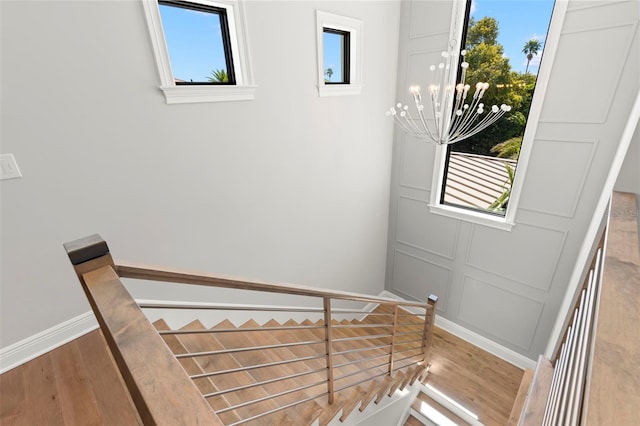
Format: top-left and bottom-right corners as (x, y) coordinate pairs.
(385, 0), (640, 359)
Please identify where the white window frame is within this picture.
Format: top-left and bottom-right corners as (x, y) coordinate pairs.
(427, 0), (569, 231)
(316, 11), (363, 97)
(141, 0), (256, 104)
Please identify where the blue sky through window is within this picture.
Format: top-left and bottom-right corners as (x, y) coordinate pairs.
(471, 0), (555, 75)
(159, 3), (227, 82)
(157, 1), (554, 83)
(323, 31), (344, 82)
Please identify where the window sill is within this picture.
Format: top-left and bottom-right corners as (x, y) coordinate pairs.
(318, 84), (362, 97)
(160, 85), (257, 104)
(428, 203), (515, 231)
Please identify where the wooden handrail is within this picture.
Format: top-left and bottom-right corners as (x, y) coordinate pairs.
(65, 234), (437, 424)
(63, 236), (222, 425)
(116, 261), (430, 309)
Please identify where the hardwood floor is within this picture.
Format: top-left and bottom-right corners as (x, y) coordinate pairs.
(0, 323), (522, 425)
(0, 330), (140, 425)
(427, 326), (524, 426)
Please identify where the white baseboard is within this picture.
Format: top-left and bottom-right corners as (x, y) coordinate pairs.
(378, 290), (537, 370)
(0, 311), (98, 374)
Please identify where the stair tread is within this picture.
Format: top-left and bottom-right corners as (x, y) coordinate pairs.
(413, 390), (469, 425)
(388, 371), (406, 397)
(358, 378), (381, 412)
(318, 391), (348, 426)
(153, 320), (242, 424)
(176, 320), (296, 424)
(211, 318), (324, 425)
(339, 385), (365, 422)
(374, 375), (395, 405)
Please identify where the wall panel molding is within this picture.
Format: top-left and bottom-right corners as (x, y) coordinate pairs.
(465, 222), (567, 291)
(567, 1), (631, 13)
(396, 196), (460, 260)
(391, 249), (452, 313)
(518, 138), (598, 218)
(541, 21), (638, 123)
(408, 1), (451, 40)
(399, 133), (434, 191)
(457, 275), (545, 352)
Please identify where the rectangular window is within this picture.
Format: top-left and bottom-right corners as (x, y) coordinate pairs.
(323, 28), (350, 84)
(316, 11), (362, 97)
(158, 0), (235, 85)
(438, 0), (555, 217)
(142, 0), (256, 104)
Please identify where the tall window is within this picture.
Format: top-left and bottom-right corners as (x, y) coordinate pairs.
(439, 0), (555, 216)
(158, 0), (235, 84)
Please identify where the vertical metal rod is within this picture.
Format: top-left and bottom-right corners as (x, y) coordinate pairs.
(388, 305), (399, 375)
(323, 297), (335, 404)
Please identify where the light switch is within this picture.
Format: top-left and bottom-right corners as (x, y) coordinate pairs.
(0, 154), (22, 180)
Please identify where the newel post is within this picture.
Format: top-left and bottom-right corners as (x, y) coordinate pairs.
(323, 297), (335, 404)
(422, 295), (438, 362)
(64, 234), (116, 283)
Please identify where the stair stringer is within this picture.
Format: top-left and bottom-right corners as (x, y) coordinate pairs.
(325, 378), (421, 426)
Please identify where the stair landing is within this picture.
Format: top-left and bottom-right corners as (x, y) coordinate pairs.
(416, 326), (524, 426)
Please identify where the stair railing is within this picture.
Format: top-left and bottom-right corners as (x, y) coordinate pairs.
(514, 191), (640, 425)
(65, 235), (438, 425)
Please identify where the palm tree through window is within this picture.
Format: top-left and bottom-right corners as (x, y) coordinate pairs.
(439, 0), (555, 215)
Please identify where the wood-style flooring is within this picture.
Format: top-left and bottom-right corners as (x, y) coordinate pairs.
(0, 324), (522, 425)
(427, 326), (524, 425)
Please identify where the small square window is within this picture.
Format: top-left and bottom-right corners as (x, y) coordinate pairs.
(158, 0), (235, 85)
(323, 28), (350, 84)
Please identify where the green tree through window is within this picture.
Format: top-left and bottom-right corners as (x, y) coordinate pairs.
(439, 0), (554, 214)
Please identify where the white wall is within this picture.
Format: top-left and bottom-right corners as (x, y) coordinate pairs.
(386, 0), (640, 360)
(0, 0), (401, 348)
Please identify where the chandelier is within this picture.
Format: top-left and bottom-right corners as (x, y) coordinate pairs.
(387, 40), (511, 145)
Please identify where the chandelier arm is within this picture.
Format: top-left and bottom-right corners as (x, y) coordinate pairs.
(428, 92), (441, 136)
(453, 110), (495, 141)
(387, 41), (511, 146)
(448, 110), (506, 144)
(449, 88), (487, 137)
(464, 110), (507, 137)
(398, 111), (433, 141)
(415, 104), (441, 143)
(394, 115), (420, 136)
(449, 106), (480, 139)
(429, 93), (446, 143)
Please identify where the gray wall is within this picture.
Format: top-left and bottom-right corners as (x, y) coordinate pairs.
(615, 124), (640, 194)
(386, 0), (640, 359)
(0, 0), (400, 348)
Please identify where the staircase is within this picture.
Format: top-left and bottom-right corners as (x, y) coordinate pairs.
(151, 305), (430, 425)
(63, 234), (437, 425)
